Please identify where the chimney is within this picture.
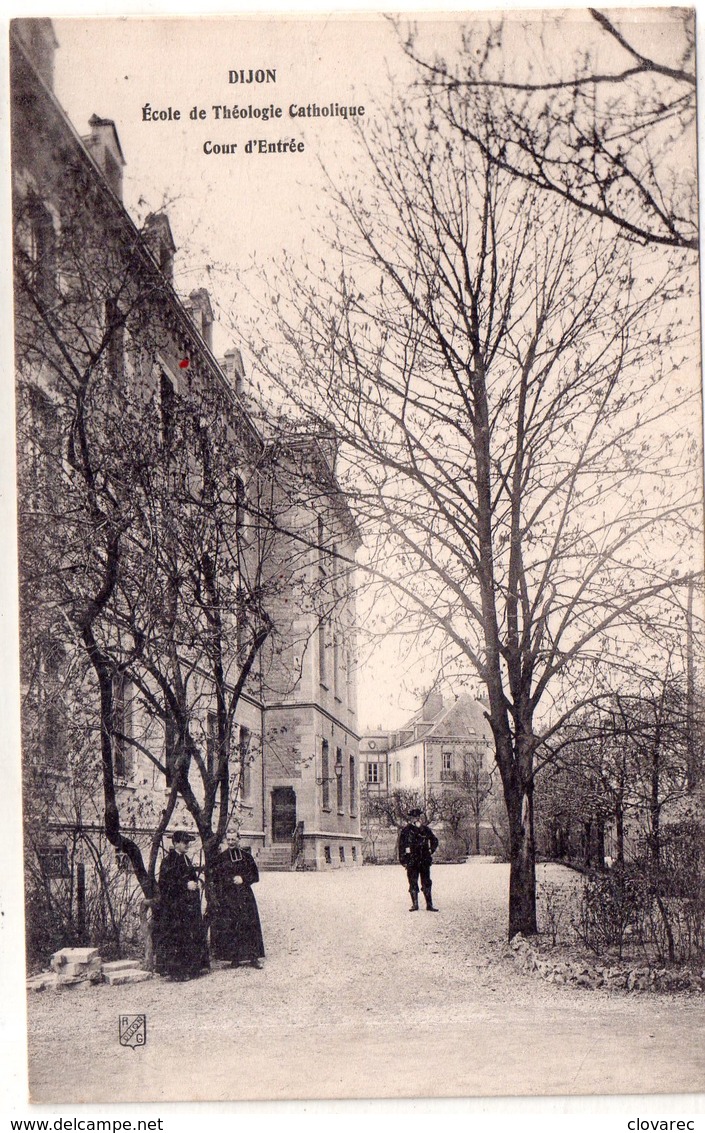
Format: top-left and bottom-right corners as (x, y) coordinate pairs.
(223, 346), (245, 395)
(422, 688), (444, 722)
(314, 425), (339, 472)
(83, 114), (125, 200)
(142, 212), (176, 281)
(188, 289), (214, 351)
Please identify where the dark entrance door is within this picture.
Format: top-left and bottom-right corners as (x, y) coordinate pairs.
(271, 787), (296, 843)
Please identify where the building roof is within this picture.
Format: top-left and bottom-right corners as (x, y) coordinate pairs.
(362, 691), (492, 752)
(421, 694), (492, 743)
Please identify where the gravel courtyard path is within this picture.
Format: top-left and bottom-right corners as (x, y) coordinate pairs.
(27, 860), (704, 1103)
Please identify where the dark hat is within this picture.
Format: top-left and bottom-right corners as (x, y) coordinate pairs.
(408, 808), (423, 818)
(171, 830), (196, 844)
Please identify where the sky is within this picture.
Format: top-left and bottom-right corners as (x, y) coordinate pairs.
(53, 13), (412, 326)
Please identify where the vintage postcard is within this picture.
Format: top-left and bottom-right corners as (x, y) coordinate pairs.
(6, 8), (705, 1106)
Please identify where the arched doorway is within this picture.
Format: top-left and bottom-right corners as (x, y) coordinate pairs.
(271, 786), (296, 843)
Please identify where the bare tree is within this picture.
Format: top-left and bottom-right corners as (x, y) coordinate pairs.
(240, 86), (700, 937)
(448, 750), (496, 855)
(14, 173), (179, 904)
(364, 787), (439, 827)
(538, 659), (702, 864)
(399, 9), (696, 250)
(535, 708), (629, 869)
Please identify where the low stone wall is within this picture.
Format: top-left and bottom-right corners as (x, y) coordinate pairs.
(509, 933), (705, 993)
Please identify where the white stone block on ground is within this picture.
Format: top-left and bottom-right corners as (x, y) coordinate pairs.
(104, 970), (153, 986)
(102, 960), (142, 974)
(59, 961), (100, 978)
(50, 947), (101, 972)
(50, 948), (103, 989)
(27, 972), (58, 992)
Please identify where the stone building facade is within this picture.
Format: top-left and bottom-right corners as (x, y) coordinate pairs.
(11, 17), (361, 961)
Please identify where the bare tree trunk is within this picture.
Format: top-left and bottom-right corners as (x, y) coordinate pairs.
(139, 899), (156, 971)
(76, 862), (86, 944)
(686, 579), (697, 789)
(596, 817), (605, 870)
(615, 795), (625, 866)
(506, 783), (537, 938)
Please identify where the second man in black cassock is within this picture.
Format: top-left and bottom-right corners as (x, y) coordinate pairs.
(210, 837), (265, 968)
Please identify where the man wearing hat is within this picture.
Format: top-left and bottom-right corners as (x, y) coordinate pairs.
(154, 831), (208, 980)
(398, 808), (439, 911)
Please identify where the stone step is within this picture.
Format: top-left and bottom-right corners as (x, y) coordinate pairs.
(104, 969), (153, 986)
(258, 848), (292, 871)
(103, 959), (142, 973)
(57, 971), (103, 987)
(27, 971), (58, 992)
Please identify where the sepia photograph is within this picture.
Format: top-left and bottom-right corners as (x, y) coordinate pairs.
(6, 6), (705, 1107)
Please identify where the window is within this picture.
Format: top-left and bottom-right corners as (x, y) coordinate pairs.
(324, 845), (332, 864)
(235, 584), (247, 658)
(38, 846), (69, 879)
(113, 675), (133, 781)
(395, 761), (401, 784)
(366, 762), (379, 784)
(345, 646), (353, 704)
(321, 739), (330, 810)
(349, 756), (356, 816)
(105, 297), (125, 381)
(318, 619), (329, 687)
(336, 747), (344, 811)
(442, 749), (453, 773)
(159, 371), (175, 448)
(413, 755), (419, 777)
(235, 475), (246, 542)
(164, 711), (176, 787)
(18, 193), (56, 299)
(239, 725), (252, 798)
(206, 711), (217, 776)
(42, 699), (66, 772)
(333, 632), (340, 699)
(351, 846), (357, 862)
(25, 387), (60, 501)
(339, 846), (346, 863)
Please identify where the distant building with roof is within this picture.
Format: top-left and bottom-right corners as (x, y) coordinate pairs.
(360, 690), (498, 862)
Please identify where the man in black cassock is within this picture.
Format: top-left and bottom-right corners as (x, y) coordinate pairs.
(154, 831), (208, 980)
(210, 838), (265, 968)
(398, 808), (440, 912)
